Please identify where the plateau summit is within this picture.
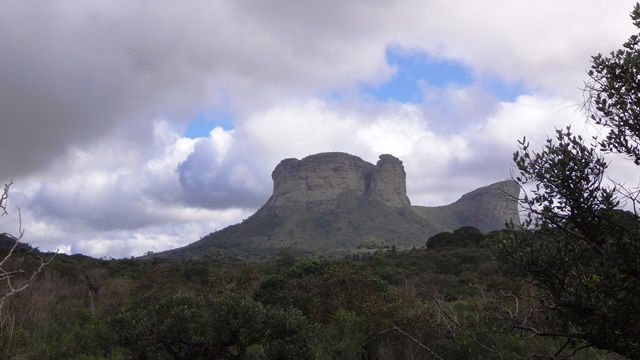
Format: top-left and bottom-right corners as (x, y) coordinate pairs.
(267, 153), (410, 208)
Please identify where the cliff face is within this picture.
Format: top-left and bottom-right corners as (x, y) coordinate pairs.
(266, 152), (410, 208)
(370, 154), (411, 207)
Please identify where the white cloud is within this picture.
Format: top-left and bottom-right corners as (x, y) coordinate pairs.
(1, 0), (635, 178)
(5, 91), (638, 257)
(395, 0), (636, 97)
(2, 1), (638, 257)
(177, 94), (600, 208)
(65, 208), (251, 258)
(1, 121), (252, 257)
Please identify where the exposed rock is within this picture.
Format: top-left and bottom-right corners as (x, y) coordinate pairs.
(370, 154), (411, 207)
(266, 152), (410, 208)
(267, 153), (372, 206)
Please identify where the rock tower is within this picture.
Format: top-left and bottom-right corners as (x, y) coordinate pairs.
(266, 152), (410, 208)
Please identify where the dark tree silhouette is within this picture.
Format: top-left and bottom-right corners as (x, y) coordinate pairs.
(496, 4), (640, 358)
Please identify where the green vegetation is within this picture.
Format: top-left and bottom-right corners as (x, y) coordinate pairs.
(495, 4), (640, 358)
(109, 291), (316, 359)
(0, 229), (623, 359)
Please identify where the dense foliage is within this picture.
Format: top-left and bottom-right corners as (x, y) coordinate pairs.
(110, 291), (316, 359)
(0, 230), (620, 359)
(496, 4), (640, 358)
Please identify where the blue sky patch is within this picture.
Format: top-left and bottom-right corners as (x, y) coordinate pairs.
(363, 47), (527, 103)
(185, 48), (529, 138)
(363, 48), (473, 103)
(184, 110), (234, 138)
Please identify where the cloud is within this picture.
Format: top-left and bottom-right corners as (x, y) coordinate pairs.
(1, 1), (638, 257)
(176, 94), (593, 208)
(1, 121), (254, 257)
(4, 90), (636, 258)
(1, 0), (635, 179)
(394, 0), (636, 97)
(178, 127), (269, 209)
(0, 0), (392, 178)
(17, 206), (252, 258)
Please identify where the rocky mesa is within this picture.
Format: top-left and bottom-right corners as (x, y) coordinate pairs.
(266, 152), (410, 208)
(157, 152), (520, 259)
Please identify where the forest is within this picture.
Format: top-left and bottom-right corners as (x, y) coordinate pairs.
(0, 227), (628, 359)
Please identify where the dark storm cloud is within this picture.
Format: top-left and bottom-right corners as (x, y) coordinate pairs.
(0, 0), (394, 180)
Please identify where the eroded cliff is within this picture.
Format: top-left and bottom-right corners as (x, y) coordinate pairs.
(266, 152), (410, 208)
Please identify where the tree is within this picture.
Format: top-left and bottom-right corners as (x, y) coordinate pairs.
(586, 3), (640, 165)
(0, 183), (55, 350)
(110, 290), (317, 359)
(495, 4), (640, 359)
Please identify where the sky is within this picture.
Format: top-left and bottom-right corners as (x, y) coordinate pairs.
(0, 0), (638, 258)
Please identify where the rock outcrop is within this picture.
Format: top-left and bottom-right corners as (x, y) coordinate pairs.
(154, 152), (520, 260)
(266, 152), (410, 208)
(370, 154), (411, 207)
(413, 180), (520, 233)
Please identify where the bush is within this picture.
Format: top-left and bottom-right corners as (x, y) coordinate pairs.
(109, 290), (317, 359)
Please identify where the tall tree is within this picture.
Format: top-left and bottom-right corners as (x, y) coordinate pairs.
(496, 4), (640, 359)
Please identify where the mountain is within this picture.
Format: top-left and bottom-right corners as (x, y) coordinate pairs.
(413, 180), (521, 233)
(156, 152), (520, 259)
(0, 233), (33, 252)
